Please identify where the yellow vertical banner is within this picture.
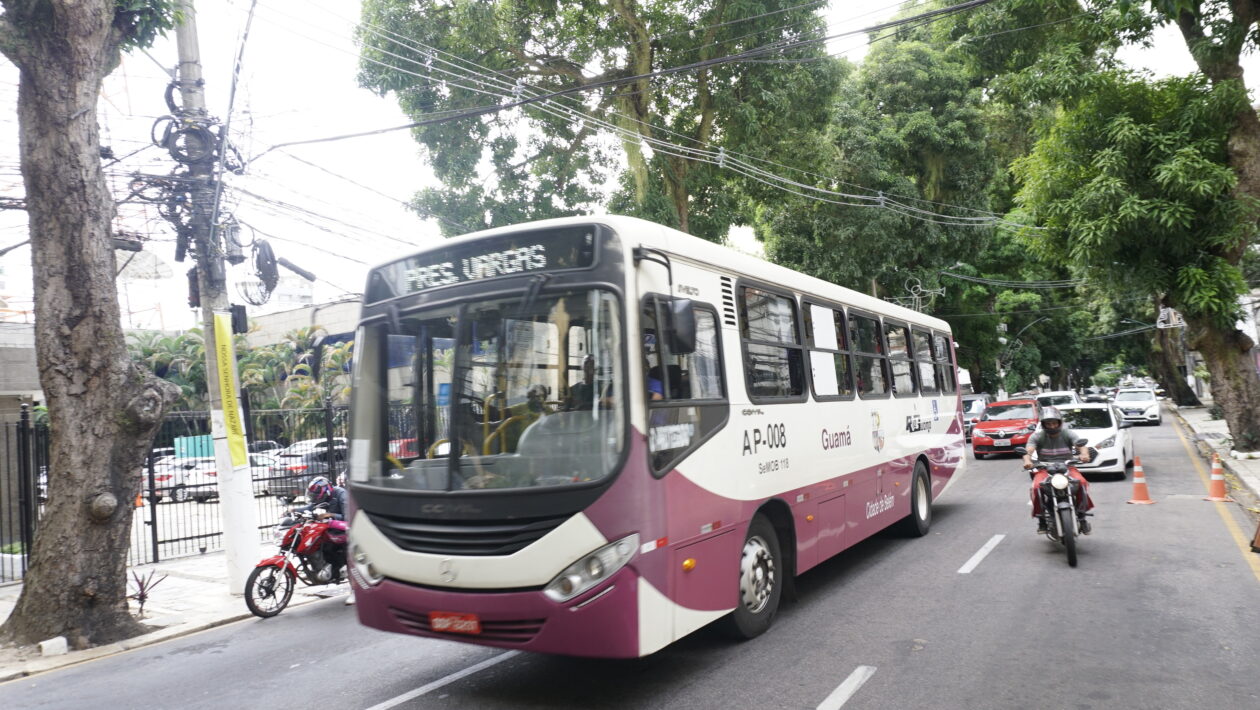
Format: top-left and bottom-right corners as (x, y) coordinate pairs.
(213, 312), (248, 467)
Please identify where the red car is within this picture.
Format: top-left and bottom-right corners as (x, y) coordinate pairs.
(971, 399), (1041, 459)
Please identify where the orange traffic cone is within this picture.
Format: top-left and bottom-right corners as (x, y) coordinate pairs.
(1127, 457), (1155, 504)
(1205, 453), (1234, 502)
(134, 492), (144, 508)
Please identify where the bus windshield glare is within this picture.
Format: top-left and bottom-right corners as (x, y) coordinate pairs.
(361, 287), (625, 492)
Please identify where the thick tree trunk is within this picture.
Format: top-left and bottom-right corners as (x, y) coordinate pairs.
(1189, 320), (1260, 450)
(0, 4), (178, 648)
(1149, 325), (1200, 407)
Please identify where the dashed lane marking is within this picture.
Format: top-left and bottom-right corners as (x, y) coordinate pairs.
(957, 534), (1005, 574)
(817, 666), (877, 710)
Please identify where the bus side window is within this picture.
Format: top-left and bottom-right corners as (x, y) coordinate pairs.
(803, 302), (854, 400)
(934, 332), (957, 393)
(849, 313), (889, 397)
(912, 328), (938, 395)
(739, 286), (805, 401)
(884, 321), (916, 396)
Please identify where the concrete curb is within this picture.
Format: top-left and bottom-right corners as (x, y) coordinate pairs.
(1168, 403), (1260, 512)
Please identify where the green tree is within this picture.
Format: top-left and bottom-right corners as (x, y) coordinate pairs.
(0, 0), (180, 648)
(1013, 70), (1259, 441)
(758, 38), (994, 296)
(357, 0), (840, 240)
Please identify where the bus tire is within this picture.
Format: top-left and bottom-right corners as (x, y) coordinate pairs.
(896, 461), (932, 537)
(723, 513), (781, 640)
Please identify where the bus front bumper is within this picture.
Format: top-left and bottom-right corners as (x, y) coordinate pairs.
(353, 565), (643, 658)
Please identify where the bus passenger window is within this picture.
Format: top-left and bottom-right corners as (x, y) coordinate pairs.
(739, 286), (804, 400)
(884, 321), (915, 396)
(913, 329), (939, 395)
(849, 313), (889, 397)
(934, 333), (957, 393)
(804, 303), (854, 399)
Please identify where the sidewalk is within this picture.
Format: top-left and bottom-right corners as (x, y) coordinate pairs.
(0, 550), (349, 682)
(1168, 399), (1260, 512)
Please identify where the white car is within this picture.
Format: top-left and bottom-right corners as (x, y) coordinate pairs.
(1057, 403), (1136, 479)
(1037, 390), (1081, 408)
(1113, 388), (1162, 425)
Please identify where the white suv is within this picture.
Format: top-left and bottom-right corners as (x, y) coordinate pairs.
(1113, 388), (1162, 425)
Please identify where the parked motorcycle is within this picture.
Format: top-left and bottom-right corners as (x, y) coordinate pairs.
(1019, 444), (1093, 567)
(244, 508), (348, 618)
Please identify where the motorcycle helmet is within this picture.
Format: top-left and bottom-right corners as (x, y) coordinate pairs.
(307, 476), (333, 505)
(1040, 406), (1064, 431)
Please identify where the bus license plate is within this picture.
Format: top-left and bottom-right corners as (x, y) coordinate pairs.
(430, 611), (481, 635)
(992, 438), (1010, 447)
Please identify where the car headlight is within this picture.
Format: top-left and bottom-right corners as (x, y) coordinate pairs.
(1097, 435), (1116, 448)
(1024, 424), (1038, 434)
(350, 543), (384, 586)
(544, 533), (639, 602)
(1145, 406), (1158, 415)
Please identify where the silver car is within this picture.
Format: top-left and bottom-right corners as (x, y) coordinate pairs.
(1113, 388), (1162, 425)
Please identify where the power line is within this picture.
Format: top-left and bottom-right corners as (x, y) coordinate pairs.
(247, 0), (995, 163)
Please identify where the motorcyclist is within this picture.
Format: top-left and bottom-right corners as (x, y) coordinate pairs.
(1022, 406), (1095, 534)
(292, 476), (349, 582)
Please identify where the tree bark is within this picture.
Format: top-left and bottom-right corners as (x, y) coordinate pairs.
(0, 2), (179, 648)
(1189, 319), (1260, 449)
(1149, 325), (1200, 407)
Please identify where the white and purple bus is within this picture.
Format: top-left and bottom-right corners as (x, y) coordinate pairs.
(345, 216), (965, 657)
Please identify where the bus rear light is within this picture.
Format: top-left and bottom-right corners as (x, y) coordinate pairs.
(544, 533), (638, 603)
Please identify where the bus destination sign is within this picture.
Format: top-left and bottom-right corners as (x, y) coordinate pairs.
(366, 227), (598, 303)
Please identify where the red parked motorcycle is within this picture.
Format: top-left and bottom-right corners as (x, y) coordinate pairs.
(244, 509), (348, 618)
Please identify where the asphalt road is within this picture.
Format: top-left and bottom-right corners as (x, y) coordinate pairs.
(5, 412), (1260, 709)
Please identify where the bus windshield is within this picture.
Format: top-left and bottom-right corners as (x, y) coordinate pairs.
(361, 288), (625, 492)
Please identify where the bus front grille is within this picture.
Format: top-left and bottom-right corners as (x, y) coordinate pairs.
(390, 607), (546, 644)
(366, 512), (569, 556)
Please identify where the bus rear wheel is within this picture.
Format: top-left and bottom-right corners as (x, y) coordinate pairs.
(723, 513), (781, 640)
(896, 461), (932, 537)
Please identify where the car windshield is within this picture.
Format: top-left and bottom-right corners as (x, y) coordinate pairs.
(963, 399), (988, 414)
(1060, 409), (1113, 429)
(985, 404), (1035, 420)
(354, 288), (625, 492)
(1038, 395), (1075, 406)
(1115, 391), (1155, 402)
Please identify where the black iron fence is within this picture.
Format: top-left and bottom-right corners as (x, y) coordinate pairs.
(0, 402), (349, 584)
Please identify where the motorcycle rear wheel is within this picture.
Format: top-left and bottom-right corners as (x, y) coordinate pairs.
(1057, 507), (1077, 567)
(246, 564), (295, 618)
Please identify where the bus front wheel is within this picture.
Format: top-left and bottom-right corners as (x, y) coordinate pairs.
(723, 513), (781, 640)
(896, 461), (933, 537)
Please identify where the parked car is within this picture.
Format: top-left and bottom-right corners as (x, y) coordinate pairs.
(248, 440), (284, 456)
(184, 454), (287, 503)
(1056, 403), (1136, 479)
(1036, 390), (1081, 408)
(971, 399), (1041, 459)
(1113, 388), (1163, 425)
(961, 393), (994, 442)
(271, 445), (348, 503)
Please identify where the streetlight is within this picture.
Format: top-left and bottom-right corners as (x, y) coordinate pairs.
(997, 316), (1049, 398)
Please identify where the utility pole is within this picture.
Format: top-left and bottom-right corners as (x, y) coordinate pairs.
(174, 0), (260, 592)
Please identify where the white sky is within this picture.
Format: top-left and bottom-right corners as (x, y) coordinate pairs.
(0, 1), (1255, 331)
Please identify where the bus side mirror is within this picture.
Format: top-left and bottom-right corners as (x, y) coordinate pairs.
(668, 299), (696, 355)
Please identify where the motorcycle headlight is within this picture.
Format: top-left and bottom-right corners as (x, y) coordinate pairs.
(1097, 435), (1116, 448)
(350, 543), (384, 587)
(1050, 473), (1070, 490)
(544, 533), (638, 602)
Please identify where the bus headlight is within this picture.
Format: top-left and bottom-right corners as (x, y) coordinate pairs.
(544, 533), (638, 602)
(350, 543), (384, 587)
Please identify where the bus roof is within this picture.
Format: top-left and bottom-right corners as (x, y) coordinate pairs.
(370, 215), (951, 333)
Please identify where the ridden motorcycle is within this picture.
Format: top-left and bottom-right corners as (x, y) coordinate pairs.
(1019, 445), (1093, 568)
(244, 508), (349, 618)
